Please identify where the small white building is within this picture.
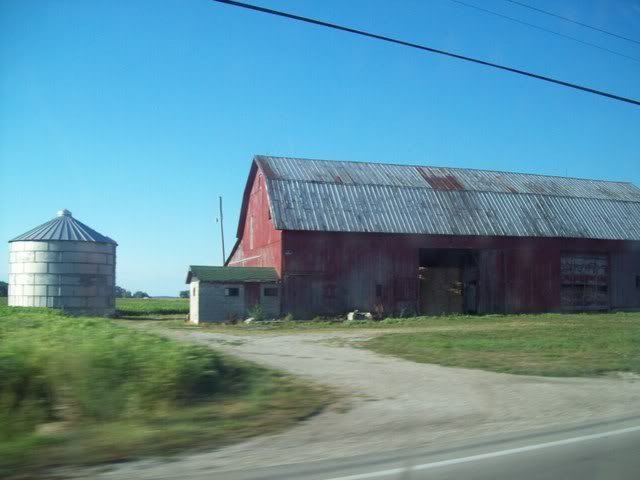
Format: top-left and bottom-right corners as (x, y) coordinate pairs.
(186, 266), (280, 323)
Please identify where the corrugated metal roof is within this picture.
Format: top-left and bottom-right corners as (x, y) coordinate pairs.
(10, 210), (117, 244)
(255, 156), (640, 241)
(187, 266), (278, 284)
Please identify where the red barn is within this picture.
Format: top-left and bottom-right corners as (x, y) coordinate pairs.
(227, 156), (640, 319)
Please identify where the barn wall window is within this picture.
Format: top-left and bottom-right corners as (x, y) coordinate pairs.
(225, 287), (239, 296)
(192, 287), (196, 296)
(636, 275), (640, 288)
(263, 287), (278, 297)
(375, 284), (383, 298)
(560, 253), (609, 310)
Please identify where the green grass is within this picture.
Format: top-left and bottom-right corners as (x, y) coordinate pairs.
(143, 314), (496, 333)
(146, 313), (563, 335)
(362, 313), (640, 377)
(116, 297), (189, 316)
(0, 304), (329, 478)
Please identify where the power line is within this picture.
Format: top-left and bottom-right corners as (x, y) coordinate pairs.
(505, 0), (640, 46)
(211, 0), (640, 107)
(449, 0), (640, 63)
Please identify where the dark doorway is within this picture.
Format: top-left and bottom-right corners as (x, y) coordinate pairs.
(419, 249), (478, 315)
(245, 282), (260, 311)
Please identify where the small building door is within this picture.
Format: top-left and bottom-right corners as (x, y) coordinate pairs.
(245, 283), (260, 311)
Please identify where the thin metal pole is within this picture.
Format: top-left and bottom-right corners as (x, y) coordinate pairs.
(219, 196), (226, 265)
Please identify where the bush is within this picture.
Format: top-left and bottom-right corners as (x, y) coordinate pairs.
(115, 286), (132, 298)
(0, 308), (243, 441)
(248, 304), (265, 322)
(372, 303), (385, 320)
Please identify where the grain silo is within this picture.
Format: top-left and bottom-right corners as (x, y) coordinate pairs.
(8, 209), (117, 316)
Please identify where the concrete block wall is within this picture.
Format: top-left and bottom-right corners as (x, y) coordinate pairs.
(190, 282), (281, 324)
(195, 283), (246, 323)
(189, 280), (200, 323)
(259, 283), (280, 318)
(8, 240), (116, 315)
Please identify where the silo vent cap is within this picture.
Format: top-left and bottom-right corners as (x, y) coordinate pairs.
(57, 209), (72, 217)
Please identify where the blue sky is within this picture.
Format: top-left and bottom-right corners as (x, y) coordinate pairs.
(1, 0), (639, 296)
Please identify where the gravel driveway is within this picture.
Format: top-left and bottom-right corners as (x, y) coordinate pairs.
(83, 328), (640, 479)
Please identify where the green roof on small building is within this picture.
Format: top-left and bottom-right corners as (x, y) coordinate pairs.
(186, 265), (278, 284)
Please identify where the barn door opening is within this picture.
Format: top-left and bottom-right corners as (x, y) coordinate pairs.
(419, 249), (478, 315)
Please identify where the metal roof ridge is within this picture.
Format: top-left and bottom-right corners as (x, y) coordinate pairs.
(267, 177), (640, 204)
(256, 155), (635, 186)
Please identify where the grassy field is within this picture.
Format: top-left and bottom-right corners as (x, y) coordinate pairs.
(363, 313), (640, 377)
(0, 303), (328, 478)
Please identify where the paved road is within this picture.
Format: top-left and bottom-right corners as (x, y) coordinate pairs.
(216, 417), (640, 480)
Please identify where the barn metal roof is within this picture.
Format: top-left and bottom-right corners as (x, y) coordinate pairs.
(255, 156), (640, 241)
(187, 266), (278, 284)
(9, 209), (117, 244)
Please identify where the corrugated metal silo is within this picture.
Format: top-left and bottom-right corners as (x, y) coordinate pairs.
(8, 209), (117, 316)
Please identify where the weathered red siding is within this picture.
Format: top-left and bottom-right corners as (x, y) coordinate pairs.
(281, 231), (416, 318)
(611, 250), (640, 310)
(227, 168), (282, 275)
(280, 231), (640, 318)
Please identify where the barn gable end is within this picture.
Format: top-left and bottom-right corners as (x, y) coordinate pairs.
(226, 161), (283, 276)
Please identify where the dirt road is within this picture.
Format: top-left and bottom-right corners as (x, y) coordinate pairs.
(79, 329), (640, 479)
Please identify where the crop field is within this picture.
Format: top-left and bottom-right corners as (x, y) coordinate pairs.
(0, 302), (328, 478)
(116, 297), (189, 316)
(0, 297), (188, 313)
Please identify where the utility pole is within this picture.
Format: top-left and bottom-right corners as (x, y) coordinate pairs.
(219, 196), (226, 265)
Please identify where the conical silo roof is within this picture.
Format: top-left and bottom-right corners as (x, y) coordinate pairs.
(9, 209), (117, 244)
